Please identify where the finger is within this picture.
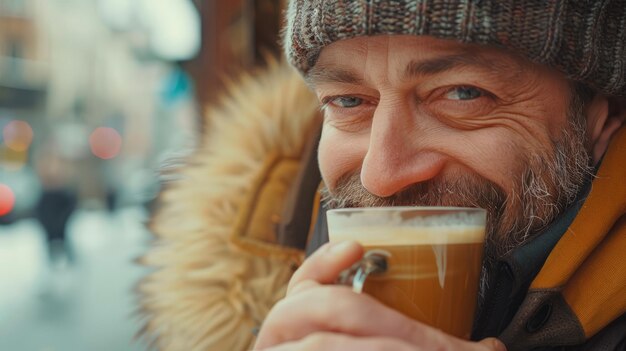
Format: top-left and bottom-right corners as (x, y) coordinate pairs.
(287, 279), (319, 296)
(257, 284), (502, 350)
(287, 240), (363, 295)
(258, 285), (500, 350)
(478, 338), (507, 351)
(255, 332), (420, 351)
(256, 284), (445, 349)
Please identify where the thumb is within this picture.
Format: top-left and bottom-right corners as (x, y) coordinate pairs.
(287, 241), (363, 295)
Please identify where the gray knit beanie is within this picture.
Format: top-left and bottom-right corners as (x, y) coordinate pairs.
(284, 0), (626, 97)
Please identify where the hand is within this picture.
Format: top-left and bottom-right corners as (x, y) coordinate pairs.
(253, 241), (506, 351)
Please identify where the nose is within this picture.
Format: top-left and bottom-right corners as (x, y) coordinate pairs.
(360, 99), (447, 197)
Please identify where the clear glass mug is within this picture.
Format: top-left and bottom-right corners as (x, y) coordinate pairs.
(327, 207), (486, 339)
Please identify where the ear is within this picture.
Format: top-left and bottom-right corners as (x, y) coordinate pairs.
(586, 95), (625, 164)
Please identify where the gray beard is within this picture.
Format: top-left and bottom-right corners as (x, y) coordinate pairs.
(321, 118), (592, 258)
(320, 104), (594, 305)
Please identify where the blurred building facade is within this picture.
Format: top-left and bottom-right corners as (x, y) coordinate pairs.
(0, 0), (47, 110)
(186, 0), (286, 112)
(0, 0), (201, 224)
(0, 0), (47, 221)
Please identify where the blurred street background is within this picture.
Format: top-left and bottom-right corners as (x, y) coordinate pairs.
(0, 0), (284, 350)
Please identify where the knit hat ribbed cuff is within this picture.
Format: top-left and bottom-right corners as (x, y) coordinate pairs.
(284, 0), (626, 97)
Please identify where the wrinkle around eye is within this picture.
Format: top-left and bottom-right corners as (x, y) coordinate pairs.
(323, 105), (374, 132)
(426, 97), (497, 125)
(446, 112), (553, 151)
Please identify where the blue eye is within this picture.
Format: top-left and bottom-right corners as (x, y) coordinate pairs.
(330, 96), (363, 108)
(445, 86), (484, 100)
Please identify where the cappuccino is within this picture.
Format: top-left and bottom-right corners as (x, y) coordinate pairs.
(328, 208), (486, 339)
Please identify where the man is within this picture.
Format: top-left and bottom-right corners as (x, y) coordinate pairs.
(137, 1), (625, 350)
(254, 1), (626, 350)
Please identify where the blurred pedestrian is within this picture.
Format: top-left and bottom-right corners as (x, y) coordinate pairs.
(34, 140), (77, 266)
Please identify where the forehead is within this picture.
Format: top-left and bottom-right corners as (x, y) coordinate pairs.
(308, 35), (527, 87)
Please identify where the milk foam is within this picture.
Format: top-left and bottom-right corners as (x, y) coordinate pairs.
(329, 225), (485, 246)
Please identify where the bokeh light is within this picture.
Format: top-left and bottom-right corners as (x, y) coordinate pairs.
(89, 127), (123, 160)
(0, 116), (11, 143)
(0, 183), (15, 216)
(2, 120), (34, 152)
(0, 145), (28, 171)
(138, 0), (200, 61)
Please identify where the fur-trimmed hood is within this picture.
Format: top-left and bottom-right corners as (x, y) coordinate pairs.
(136, 60), (320, 351)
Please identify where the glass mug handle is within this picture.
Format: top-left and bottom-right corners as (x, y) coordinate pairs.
(337, 250), (390, 293)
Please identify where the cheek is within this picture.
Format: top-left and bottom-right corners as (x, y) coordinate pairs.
(450, 131), (533, 194)
(318, 127), (367, 189)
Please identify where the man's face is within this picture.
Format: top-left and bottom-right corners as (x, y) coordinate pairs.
(309, 36), (591, 256)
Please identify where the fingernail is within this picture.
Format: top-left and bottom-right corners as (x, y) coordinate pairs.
(329, 240), (356, 254)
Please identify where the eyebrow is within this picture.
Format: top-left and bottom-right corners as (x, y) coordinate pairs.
(404, 54), (506, 78)
(305, 66), (365, 87)
(306, 53), (512, 87)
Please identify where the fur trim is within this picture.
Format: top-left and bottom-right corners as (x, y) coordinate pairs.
(136, 60), (320, 351)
